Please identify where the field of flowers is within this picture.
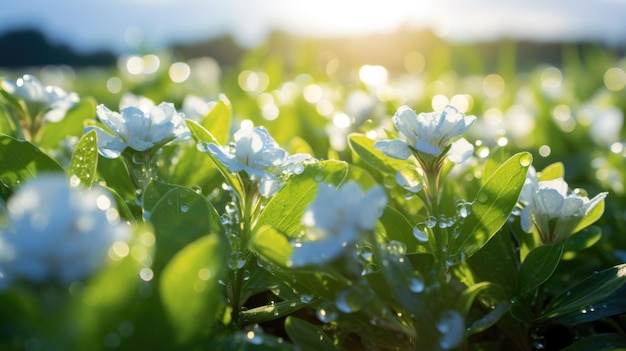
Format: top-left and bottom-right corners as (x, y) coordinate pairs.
(1, 39), (626, 350)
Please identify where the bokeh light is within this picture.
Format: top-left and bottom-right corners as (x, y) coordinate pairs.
(604, 67), (626, 91)
(169, 62), (191, 83)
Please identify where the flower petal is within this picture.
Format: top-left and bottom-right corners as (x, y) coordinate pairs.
(374, 139), (411, 160)
(84, 126), (127, 158)
(447, 138), (474, 163)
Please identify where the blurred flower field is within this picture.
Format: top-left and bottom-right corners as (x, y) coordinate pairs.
(1, 38), (626, 350)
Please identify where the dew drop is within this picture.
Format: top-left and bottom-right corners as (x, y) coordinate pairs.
(361, 262), (378, 275)
(228, 251), (246, 270)
(335, 287), (367, 313)
(292, 164), (305, 175)
(383, 175), (396, 189)
(413, 225), (428, 242)
(456, 200), (472, 218)
(316, 304), (338, 322)
(425, 216), (437, 228)
(409, 276), (425, 293)
(180, 204), (189, 213)
(477, 192), (489, 203)
(358, 245), (374, 260)
(396, 166), (424, 193)
(300, 294), (313, 303)
(196, 141), (211, 153)
(519, 153), (532, 167)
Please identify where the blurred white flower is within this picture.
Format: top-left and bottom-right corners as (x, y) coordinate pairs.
(520, 177), (607, 244)
(85, 102), (191, 158)
(0, 175), (130, 289)
(182, 94), (216, 121)
(119, 93), (156, 113)
(375, 105), (475, 164)
(208, 126), (311, 197)
(1, 74), (79, 122)
(289, 182), (387, 267)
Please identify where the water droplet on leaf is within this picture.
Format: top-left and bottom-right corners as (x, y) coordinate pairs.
(519, 153), (532, 167)
(477, 192), (488, 203)
(413, 225), (428, 242)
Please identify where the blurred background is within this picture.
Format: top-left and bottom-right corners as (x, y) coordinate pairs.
(1, 0), (625, 68)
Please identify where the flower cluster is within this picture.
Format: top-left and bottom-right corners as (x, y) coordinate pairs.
(0, 175), (130, 288)
(520, 168), (607, 244)
(375, 105), (475, 166)
(1, 74), (79, 123)
(208, 125), (312, 197)
(289, 182), (387, 267)
(86, 101), (190, 158)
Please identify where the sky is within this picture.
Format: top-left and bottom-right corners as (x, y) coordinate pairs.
(1, 0), (625, 54)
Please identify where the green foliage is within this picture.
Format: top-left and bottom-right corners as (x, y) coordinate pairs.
(39, 97), (96, 149)
(0, 134), (63, 196)
(68, 130), (98, 188)
(160, 234), (226, 344)
(447, 152), (531, 262)
(147, 181), (222, 271)
(0, 36), (623, 351)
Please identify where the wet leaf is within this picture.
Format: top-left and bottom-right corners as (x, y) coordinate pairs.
(160, 234), (226, 343)
(68, 130), (98, 188)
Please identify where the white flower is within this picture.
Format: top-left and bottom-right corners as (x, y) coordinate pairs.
(1, 74), (79, 122)
(119, 93), (156, 113)
(375, 105), (475, 164)
(289, 182), (387, 267)
(520, 177), (607, 244)
(182, 94), (216, 121)
(208, 126), (311, 197)
(85, 102), (191, 158)
(0, 175), (130, 289)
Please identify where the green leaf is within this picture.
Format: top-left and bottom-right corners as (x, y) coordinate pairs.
(69, 222), (152, 348)
(253, 160), (348, 235)
(39, 97), (97, 150)
(537, 162), (564, 181)
(481, 146), (508, 185)
(68, 130), (98, 188)
(240, 299), (306, 324)
(143, 180), (191, 212)
(466, 301), (509, 336)
(160, 234), (226, 344)
(563, 226), (602, 260)
(201, 96), (232, 145)
(168, 141), (218, 190)
(345, 163), (378, 190)
(249, 225), (293, 268)
(448, 152), (531, 260)
(519, 243), (564, 295)
(149, 185), (222, 271)
(0, 134), (63, 189)
(538, 264), (626, 325)
(186, 118), (244, 198)
(96, 156), (135, 202)
(348, 133), (406, 174)
(466, 230), (520, 298)
(572, 196), (605, 234)
(457, 282), (507, 316)
(0, 103), (17, 137)
(378, 206), (424, 253)
(284, 316), (341, 351)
